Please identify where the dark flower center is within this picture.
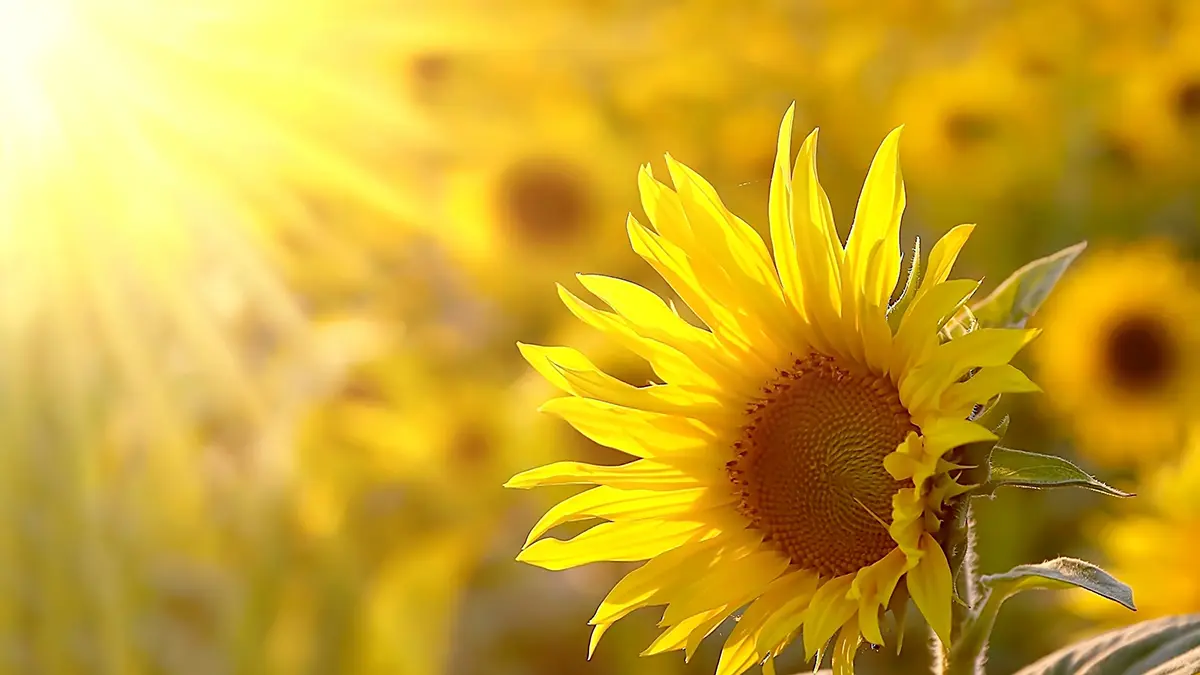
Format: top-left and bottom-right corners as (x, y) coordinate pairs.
(1175, 80), (1200, 122)
(496, 158), (591, 246)
(1104, 314), (1176, 392)
(729, 354), (915, 577)
(944, 111), (997, 147)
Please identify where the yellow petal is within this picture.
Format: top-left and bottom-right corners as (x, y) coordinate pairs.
(756, 572), (822, 653)
(664, 155), (783, 304)
(791, 128), (845, 354)
(846, 126), (906, 309)
(832, 619), (864, 675)
(517, 519), (709, 570)
(575, 274), (739, 377)
(661, 548), (788, 626)
(504, 459), (707, 491)
(716, 570), (817, 675)
(939, 364), (1041, 416)
(907, 532), (954, 648)
(627, 215), (779, 372)
(590, 538), (725, 627)
(557, 283), (722, 390)
(638, 163), (695, 246)
(587, 622), (612, 659)
(539, 396), (713, 459)
(919, 418), (998, 459)
(523, 486), (727, 547)
(850, 548), (907, 646)
(769, 104), (803, 310)
(902, 328), (1040, 413)
(913, 224), (975, 305)
(643, 607), (728, 656)
(685, 610), (733, 662)
(891, 279), (981, 378)
(803, 574), (857, 659)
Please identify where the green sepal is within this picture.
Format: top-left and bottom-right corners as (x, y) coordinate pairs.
(887, 237), (923, 329)
(980, 446), (1133, 498)
(981, 557), (1136, 612)
(966, 241), (1087, 329)
(1012, 614), (1200, 675)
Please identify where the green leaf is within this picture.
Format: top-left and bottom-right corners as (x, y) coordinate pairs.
(969, 241), (1087, 328)
(981, 557), (1136, 612)
(981, 446), (1133, 498)
(1013, 614), (1200, 675)
(947, 559), (1137, 674)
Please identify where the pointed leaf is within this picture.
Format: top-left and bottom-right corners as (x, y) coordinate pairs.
(950, 559), (1136, 671)
(969, 241), (1088, 328)
(1013, 614), (1200, 675)
(981, 557), (1135, 612)
(981, 447), (1132, 498)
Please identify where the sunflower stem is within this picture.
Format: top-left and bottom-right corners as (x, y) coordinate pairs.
(941, 588), (1003, 675)
(935, 501), (988, 675)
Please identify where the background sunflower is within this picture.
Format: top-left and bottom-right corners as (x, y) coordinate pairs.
(7, 1), (1200, 674)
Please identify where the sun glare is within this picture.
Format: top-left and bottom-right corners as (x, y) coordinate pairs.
(0, 0), (422, 444)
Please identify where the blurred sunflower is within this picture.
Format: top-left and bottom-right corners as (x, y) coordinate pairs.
(888, 50), (1063, 202)
(1033, 242), (1200, 465)
(1097, 12), (1200, 178)
(439, 98), (644, 317)
(509, 107), (1040, 673)
(0, 0), (428, 438)
(1071, 428), (1200, 626)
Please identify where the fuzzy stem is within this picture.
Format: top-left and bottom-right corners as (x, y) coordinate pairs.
(943, 588), (1004, 675)
(935, 501), (987, 675)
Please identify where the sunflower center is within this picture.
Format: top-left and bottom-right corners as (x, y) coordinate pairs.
(496, 158), (591, 246)
(943, 110), (997, 148)
(1104, 314), (1176, 392)
(729, 354), (916, 577)
(1175, 80), (1200, 122)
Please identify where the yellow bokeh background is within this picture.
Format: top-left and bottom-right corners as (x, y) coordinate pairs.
(3, 1), (1200, 674)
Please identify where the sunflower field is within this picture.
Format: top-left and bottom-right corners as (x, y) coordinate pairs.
(3, 1), (1200, 674)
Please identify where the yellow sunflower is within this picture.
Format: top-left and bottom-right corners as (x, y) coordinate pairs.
(1033, 242), (1200, 466)
(1072, 427), (1200, 626)
(887, 50), (1062, 202)
(439, 98), (644, 313)
(508, 106), (1040, 673)
(1095, 9), (1200, 179)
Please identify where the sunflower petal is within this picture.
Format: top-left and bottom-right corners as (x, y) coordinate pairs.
(846, 126), (906, 308)
(907, 533), (954, 647)
(939, 364), (1041, 416)
(661, 549), (789, 626)
(504, 459), (708, 491)
(539, 396), (713, 459)
(913, 224), (975, 303)
(803, 574), (858, 659)
(791, 128), (845, 353)
(832, 619), (864, 675)
(524, 486), (727, 547)
(769, 104), (803, 310)
(517, 520), (711, 570)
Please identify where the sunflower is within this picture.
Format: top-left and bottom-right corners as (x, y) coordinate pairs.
(887, 49), (1062, 203)
(1095, 9), (1200, 179)
(508, 106), (1040, 673)
(1033, 242), (1200, 466)
(439, 97), (644, 316)
(1071, 428), (1200, 626)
